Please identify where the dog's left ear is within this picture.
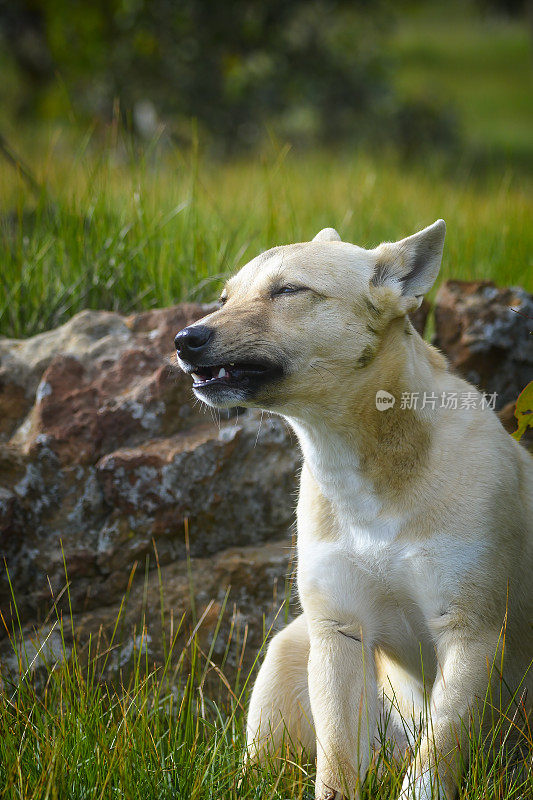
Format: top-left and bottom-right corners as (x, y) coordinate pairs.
(372, 219), (446, 299)
(313, 227), (341, 242)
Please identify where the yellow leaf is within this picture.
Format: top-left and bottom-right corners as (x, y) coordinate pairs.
(512, 381), (533, 441)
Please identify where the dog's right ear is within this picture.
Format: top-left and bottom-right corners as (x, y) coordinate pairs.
(313, 227), (341, 242)
(371, 220), (446, 300)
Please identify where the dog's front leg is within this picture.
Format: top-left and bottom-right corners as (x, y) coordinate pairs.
(400, 632), (501, 800)
(308, 619), (377, 800)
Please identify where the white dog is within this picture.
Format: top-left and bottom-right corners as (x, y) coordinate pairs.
(175, 221), (533, 799)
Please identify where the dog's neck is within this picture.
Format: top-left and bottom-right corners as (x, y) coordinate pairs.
(285, 318), (442, 520)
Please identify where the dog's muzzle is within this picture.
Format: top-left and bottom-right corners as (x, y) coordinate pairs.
(174, 324), (284, 407)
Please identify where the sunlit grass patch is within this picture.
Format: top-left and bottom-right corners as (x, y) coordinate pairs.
(1, 130), (531, 340)
(0, 559), (314, 800)
(1, 558), (532, 800)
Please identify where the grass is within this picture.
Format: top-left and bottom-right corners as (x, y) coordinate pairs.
(1, 2), (532, 339)
(1, 569), (532, 800)
(0, 129), (532, 340)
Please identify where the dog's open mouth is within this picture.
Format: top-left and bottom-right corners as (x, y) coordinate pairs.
(191, 362), (277, 389)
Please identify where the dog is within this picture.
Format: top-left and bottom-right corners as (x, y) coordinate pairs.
(175, 222), (533, 799)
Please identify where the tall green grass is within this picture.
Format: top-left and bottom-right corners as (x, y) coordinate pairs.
(0, 129), (531, 340)
(1, 562), (532, 800)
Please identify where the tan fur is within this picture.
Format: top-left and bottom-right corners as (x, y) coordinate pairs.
(177, 222), (533, 800)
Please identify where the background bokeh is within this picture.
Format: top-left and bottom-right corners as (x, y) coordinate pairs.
(0, 0), (531, 338)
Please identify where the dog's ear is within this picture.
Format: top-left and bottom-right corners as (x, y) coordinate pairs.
(372, 220), (446, 298)
(313, 227), (341, 242)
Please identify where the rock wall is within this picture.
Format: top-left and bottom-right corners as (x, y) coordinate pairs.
(0, 283), (531, 680)
(0, 304), (300, 673)
(433, 281), (533, 411)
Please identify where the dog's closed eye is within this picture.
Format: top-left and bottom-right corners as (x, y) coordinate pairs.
(270, 284), (309, 299)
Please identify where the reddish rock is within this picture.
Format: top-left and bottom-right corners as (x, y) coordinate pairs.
(0, 409), (299, 627)
(0, 301), (299, 630)
(0, 370), (32, 441)
(95, 416), (299, 571)
(434, 281), (533, 410)
(125, 303), (216, 360)
(5, 306), (215, 465)
(31, 355), (100, 464)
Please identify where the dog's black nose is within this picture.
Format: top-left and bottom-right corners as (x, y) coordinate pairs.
(174, 325), (213, 361)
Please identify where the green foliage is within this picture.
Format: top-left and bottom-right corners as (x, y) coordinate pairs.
(0, 0), (406, 149)
(512, 381), (533, 442)
(0, 130), (531, 340)
(1, 1), (531, 160)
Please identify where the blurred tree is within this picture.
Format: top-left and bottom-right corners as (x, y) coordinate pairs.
(0, 0), (459, 152)
(0, 0), (396, 147)
(476, 0), (533, 42)
(479, 0), (530, 13)
(0, 0), (53, 114)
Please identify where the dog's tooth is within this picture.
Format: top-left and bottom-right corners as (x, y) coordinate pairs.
(218, 367), (227, 378)
(192, 373), (202, 382)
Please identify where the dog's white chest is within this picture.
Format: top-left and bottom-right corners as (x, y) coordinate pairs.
(295, 449), (439, 662)
(297, 516), (436, 673)
(294, 429), (453, 666)
(298, 515), (408, 609)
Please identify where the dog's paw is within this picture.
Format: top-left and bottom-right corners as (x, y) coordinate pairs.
(399, 767), (448, 800)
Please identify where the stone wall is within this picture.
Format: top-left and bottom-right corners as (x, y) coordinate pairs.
(0, 282), (531, 680)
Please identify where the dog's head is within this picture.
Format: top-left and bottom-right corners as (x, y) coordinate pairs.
(175, 221), (445, 413)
